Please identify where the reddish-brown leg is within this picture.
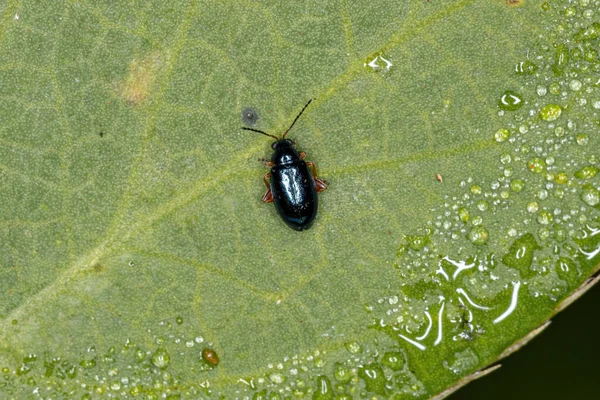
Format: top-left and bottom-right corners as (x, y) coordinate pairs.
(306, 161), (328, 192)
(259, 158), (275, 168)
(262, 172), (274, 203)
(299, 152), (307, 159)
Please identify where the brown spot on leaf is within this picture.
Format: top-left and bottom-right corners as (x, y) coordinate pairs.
(119, 53), (163, 104)
(92, 263), (105, 273)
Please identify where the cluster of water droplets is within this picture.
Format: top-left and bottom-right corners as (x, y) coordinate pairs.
(0, 318), (218, 399)
(360, 0), (600, 390)
(233, 340), (425, 399)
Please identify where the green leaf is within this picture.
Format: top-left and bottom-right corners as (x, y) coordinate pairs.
(1, 0), (599, 398)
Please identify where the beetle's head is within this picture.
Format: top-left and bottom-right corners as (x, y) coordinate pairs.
(271, 138), (295, 150)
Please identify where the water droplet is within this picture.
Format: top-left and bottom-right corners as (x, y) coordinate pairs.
(134, 347), (146, 362)
(471, 185), (482, 195)
(269, 372), (285, 384)
(555, 257), (576, 280)
(575, 166), (599, 179)
(381, 352), (405, 371)
(569, 79), (582, 91)
(16, 364), (31, 376)
(443, 349), (479, 375)
(549, 82), (561, 95)
(576, 133), (589, 145)
(358, 363), (387, 396)
(468, 226), (489, 245)
(584, 49), (598, 62)
(555, 226), (567, 242)
(364, 53), (393, 71)
(313, 375), (334, 400)
(510, 179), (525, 192)
(344, 341), (362, 354)
(527, 157), (547, 173)
(515, 60), (538, 75)
(536, 85), (547, 96)
(79, 357), (96, 369)
(494, 128), (511, 142)
(151, 348), (170, 369)
(333, 363), (352, 383)
(527, 201), (540, 213)
(458, 207), (470, 223)
(476, 200), (489, 211)
(539, 104), (562, 121)
(580, 184), (600, 206)
(404, 233), (431, 251)
(502, 233), (540, 269)
(554, 172), (568, 185)
(175, 316), (183, 325)
(537, 210), (553, 225)
(23, 354), (37, 363)
(536, 189), (549, 200)
(552, 44), (569, 76)
(498, 91), (524, 111)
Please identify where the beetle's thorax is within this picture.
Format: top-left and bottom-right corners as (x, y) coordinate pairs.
(271, 139), (300, 165)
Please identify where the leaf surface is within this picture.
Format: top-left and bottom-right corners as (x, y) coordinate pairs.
(1, 0), (599, 398)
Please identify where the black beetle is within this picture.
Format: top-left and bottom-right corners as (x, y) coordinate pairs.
(241, 99), (327, 231)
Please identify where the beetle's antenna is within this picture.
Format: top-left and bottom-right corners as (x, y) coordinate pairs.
(283, 98), (313, 138)
(241, 127), (279, 141)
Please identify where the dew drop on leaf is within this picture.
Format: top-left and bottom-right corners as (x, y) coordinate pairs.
(498, 90), (524, 110)
(150, 348), (170, 369)
(580, 184), (600, 206)
(381, 351), (405, 371)
(313, 375), (335, 400)
(358, 363), (387, 396)
(494, 128), (511, 142)
(333, 362), (352, 384)
(468, 226), (489, 245)
(344, 341), (362, 354)
(502, 233), (540, 269)
(574, 166), (599, 179)
(539, 104), (562, 121)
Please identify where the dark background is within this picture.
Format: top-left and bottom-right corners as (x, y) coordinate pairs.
(450, 281), (600, 400)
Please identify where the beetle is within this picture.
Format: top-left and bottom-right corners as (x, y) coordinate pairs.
(241, 99), (327, 231)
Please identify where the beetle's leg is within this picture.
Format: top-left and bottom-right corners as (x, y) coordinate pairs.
(258, 157), (275, 168)
(262, 172), (274, 203)
(299, 152), (307, 159)
(306, 161), (328, 192)
(314, 178), (328, 192)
